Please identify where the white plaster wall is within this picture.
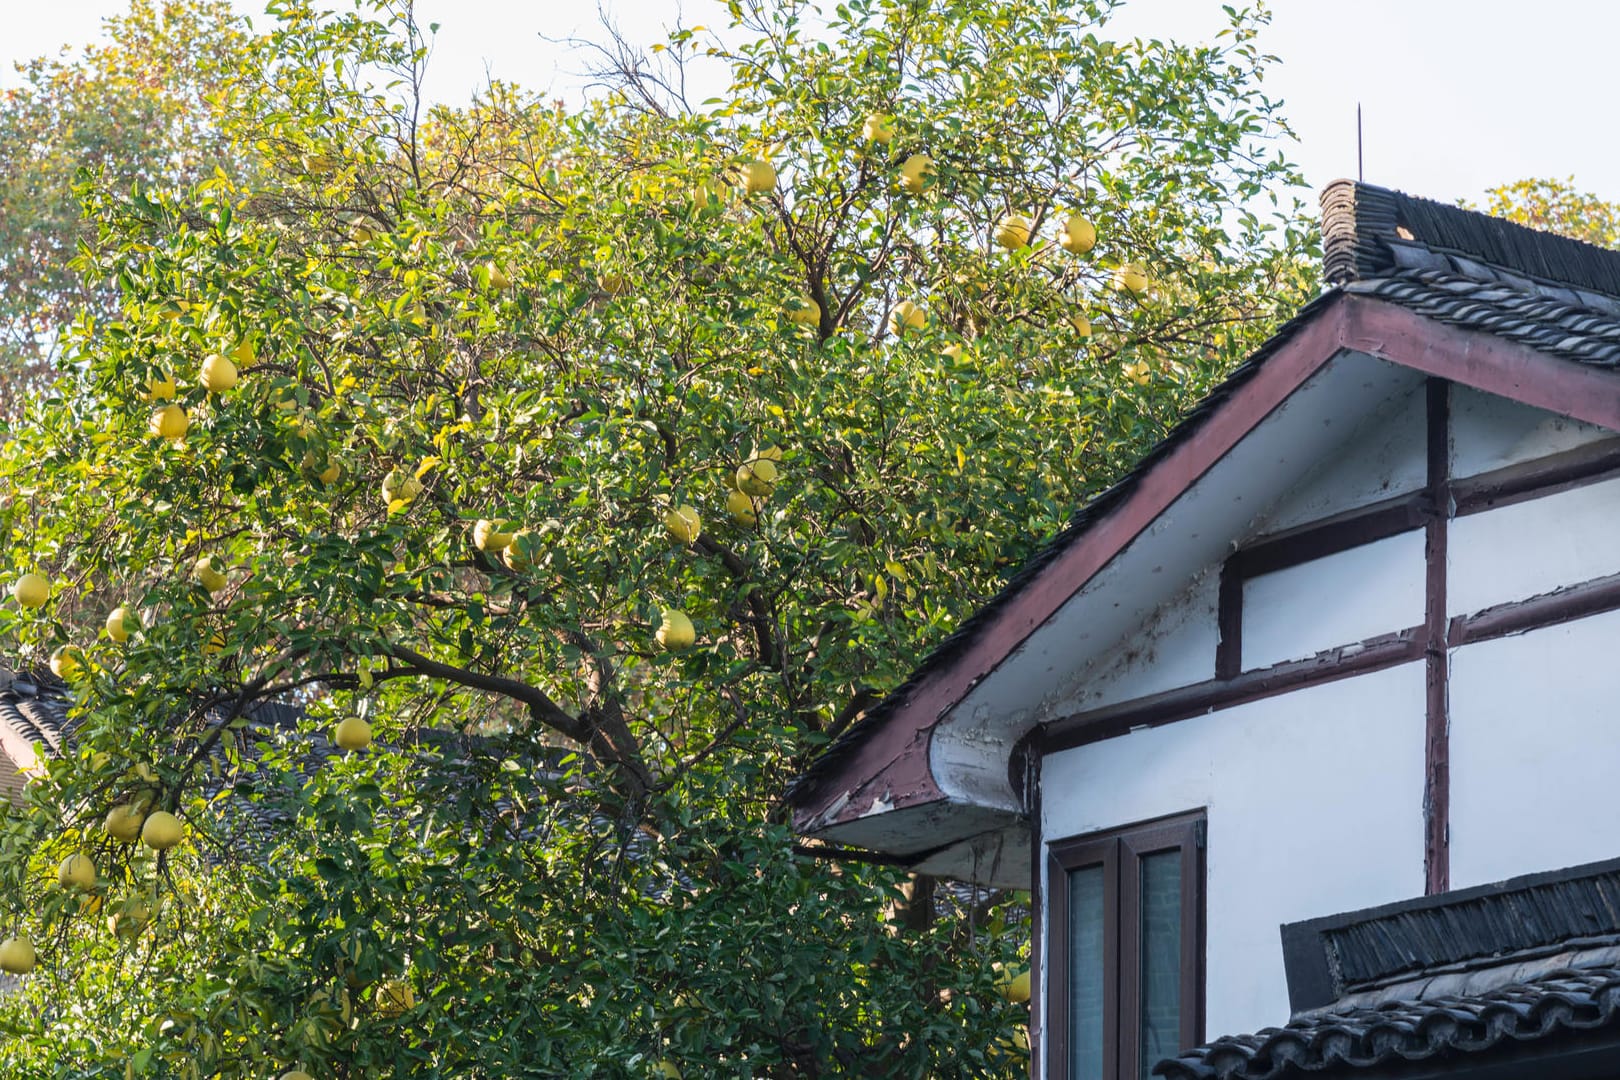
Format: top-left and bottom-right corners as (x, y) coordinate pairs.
(1241, 530), (1425, 669)
(1254, 382), (1427, 536)
(1450, 385), (1615, 480)
(1062, 569), (1220, 713)
(1449, 610), (1620, 890)
(1448, 475), (1620, 617)
(1040, 662), (1426, 1051)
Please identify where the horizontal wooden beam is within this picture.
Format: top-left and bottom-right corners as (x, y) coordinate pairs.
(1233, 493), (1431, 579)
(1450, 572), (1620, 648)
(1036, 629), (1425, 756)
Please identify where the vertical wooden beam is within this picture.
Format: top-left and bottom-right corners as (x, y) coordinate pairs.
(1027, 752), (1044, 1080)
(1424, 378), (1451, 896)
(1215, 561), (1243, 680)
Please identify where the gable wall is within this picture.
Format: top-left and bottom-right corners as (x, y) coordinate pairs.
(1036, 385), (1620, 1068)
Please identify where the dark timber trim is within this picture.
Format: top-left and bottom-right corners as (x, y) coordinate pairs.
(1027, 753), (1045, 1080)
(1450, 572), (1620, 647)
(1214, 562), (1243, 681)
(1423, 378), (1451, 896)
(1213, 493), (1429, 682)
(1232, 493), (1431, 578)
(1036, 629), (1424, 755)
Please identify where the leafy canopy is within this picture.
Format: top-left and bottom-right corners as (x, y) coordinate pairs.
(0, 0), (1312, 1075)
(0, 0), (246, 416)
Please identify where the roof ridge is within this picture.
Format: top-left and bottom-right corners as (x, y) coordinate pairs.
(1322, 180), (1620, 301)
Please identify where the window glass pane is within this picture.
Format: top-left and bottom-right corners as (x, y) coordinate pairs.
(1139, 850), (1183, 1078)
(1067, 865), (1106, 1080)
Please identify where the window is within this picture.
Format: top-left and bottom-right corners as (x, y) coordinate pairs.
(1047, 812), (1204, 1080)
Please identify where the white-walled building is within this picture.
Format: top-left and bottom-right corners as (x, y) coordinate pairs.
(790, 181), (1620, 1079)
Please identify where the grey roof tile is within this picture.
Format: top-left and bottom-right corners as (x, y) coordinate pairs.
(1155, 965), (1620, 1080)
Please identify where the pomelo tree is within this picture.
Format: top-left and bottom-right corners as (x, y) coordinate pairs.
(0, 0), (1312, 1074)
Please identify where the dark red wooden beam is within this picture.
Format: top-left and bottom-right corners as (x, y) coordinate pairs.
(1450, 572), (1620, 648)
(1036, 629), (1425, 755)
(1423, 379), (1451, 896)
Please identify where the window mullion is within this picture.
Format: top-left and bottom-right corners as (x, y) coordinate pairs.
(1115, 837), (1141, 1080)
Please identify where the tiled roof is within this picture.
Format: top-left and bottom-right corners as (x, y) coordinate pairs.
(1154, 964), (1620, 1080)
(788, 180), (1620, 811)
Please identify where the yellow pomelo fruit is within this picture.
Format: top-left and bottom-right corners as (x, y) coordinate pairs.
(376, 979), (416, 1017)
(107, 898), (150, 941)
(736, 457), (778, 497)
(381, 469), (423, 507)
(1059, 213), (1097, 255)
(726, 490), (759, 526)
(194, 555), (228, 593)
(200, 353), (238, 393)
(785, 296), (821, 327)
(144, 373), (177, 401)
(656, 609), (696, 652)
(740, 160), (776, 195)
(141, 811), (184, 851)
(12, 573), (49, 609)
(473, 519), (515, 552)
(57, 852), (96, 890)
(664, 506), (701, 545)
(106, 605), (134, 643)
(0, 936), (35, 975)
(861, 113), (895, 143)
(149, 404), (189, 441)
(1114, 263), (1149, 294)
(899, 153), (934, 194)
(334, 716), (372, 751)
(889, 300), (926, 334)
(105, 804), (146, 843)
(502, 528), (538, 572)
(49, 646), (84, 680)
(994, 214), (1031, 250)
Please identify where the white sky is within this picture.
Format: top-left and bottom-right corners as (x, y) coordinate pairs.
(5, 1), (1618, 207)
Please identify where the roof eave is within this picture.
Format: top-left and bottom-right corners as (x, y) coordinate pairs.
(791, 292), (1620, 848)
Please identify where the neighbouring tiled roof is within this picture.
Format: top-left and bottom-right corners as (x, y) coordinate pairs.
(789, 180), (1620, 810)
(1282, 856), (1620, 1013)
(0, 675), (71, 803)
(1154, 964), (1620, 1080)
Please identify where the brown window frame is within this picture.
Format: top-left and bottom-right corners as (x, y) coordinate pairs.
(1046, 810), (1206, 1080)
